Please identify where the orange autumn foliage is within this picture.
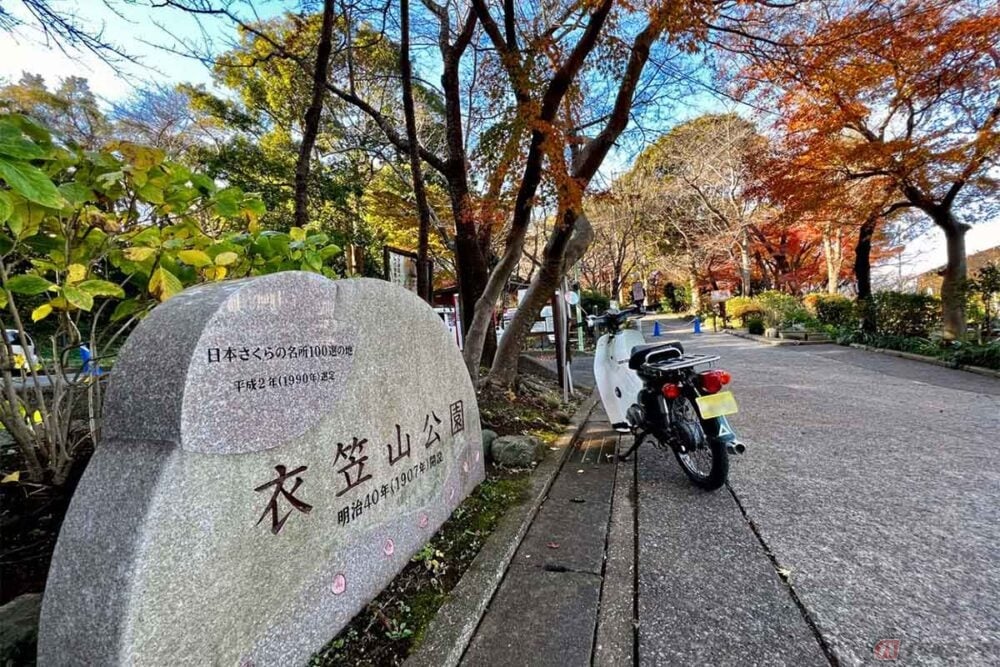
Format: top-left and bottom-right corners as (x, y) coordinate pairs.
(731, 0), (999, 335)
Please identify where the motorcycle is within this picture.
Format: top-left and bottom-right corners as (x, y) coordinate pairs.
(589, 306), (744, 490)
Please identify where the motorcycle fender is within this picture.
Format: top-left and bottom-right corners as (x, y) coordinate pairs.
(701, 414), (738, 443)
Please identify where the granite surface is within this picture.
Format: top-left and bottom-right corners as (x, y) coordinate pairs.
(38, 273), (484, 666)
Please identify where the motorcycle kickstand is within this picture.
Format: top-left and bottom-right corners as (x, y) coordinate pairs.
(618, 430), (646, 461)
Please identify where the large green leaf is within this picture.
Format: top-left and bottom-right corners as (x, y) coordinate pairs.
(5, 274), (54, 295)
(78, 279), (125, 299)
(137, 183), (164, 204)
(213, 187), (242, 217)
(0, 191), (12, 224)
(178, 249), (213, 267)
(0, 156), (63, 208)
(111, 298), (145, 322)
(0, 122), (47, 160)
(6, 114), (52, 147)
(124, 246), (157, 262)
(62, 284), (94, 311)
(130, 226), (161, 247)
(148, 266), (184, 301)
(304, 250), (322, 271)
(58, 182), (94, 206)
(214, 251), (238, 266)
(191, 173), (216, 194)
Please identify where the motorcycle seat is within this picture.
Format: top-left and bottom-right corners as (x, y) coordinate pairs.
(628, 340), (684, 370)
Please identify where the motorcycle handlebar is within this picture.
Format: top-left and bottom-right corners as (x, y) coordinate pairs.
(588, 305), (640, 328)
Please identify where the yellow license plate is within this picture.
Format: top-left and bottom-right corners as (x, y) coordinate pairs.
(695, 391), (738, 419)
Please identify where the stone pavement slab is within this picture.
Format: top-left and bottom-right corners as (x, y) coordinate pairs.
(637, 446), (828, 666)
(461, 409), (620, 666)
(594, 452), (636, 667)
(461, 568), (602, 667)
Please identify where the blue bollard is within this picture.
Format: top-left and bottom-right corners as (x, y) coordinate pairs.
(693, 316), (701, 334)
(652, 321), (661, 337)
(80, 345), (102, 376)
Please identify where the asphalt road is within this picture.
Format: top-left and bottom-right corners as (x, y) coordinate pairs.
(636, 325), (1000, 665)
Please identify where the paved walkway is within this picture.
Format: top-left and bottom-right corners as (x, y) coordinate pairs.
(461, 319), (1000, 665)
(462, 405), (620, 666)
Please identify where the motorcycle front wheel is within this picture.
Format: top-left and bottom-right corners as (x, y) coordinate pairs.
(671, 397), (729, 491)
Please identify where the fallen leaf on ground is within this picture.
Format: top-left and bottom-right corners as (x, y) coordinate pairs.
(1, 471), (20, 483)
(547, 542), (560, 549)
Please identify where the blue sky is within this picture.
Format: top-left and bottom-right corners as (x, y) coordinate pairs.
(1, 0), (996, 276)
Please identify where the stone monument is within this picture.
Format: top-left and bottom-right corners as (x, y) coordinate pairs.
(38, 272), (484, 666)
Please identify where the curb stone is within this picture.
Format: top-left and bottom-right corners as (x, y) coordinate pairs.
(517, 353), (560, 380)
(405, 391), (599, 667)
(725, 330), (832, 346)
(728, 330), (999, 379)
(849, 343), (1000, 380)
(593, 446), (636, 667)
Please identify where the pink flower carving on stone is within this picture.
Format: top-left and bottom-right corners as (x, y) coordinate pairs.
(332, 573), (347, 595)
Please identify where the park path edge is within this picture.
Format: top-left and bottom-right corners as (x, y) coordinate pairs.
(404, 391), (599, 667)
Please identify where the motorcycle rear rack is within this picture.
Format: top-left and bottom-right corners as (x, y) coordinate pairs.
(640, 353), (720, 376)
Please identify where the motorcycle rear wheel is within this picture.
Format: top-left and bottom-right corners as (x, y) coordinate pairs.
(670, 398), (729, 490)
(674, 441), (729, 491)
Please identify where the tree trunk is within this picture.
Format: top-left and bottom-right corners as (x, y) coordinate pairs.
(439, 25), (490, 347)
(738, 231), (752, 297)
(399, 0), (433, 303)
(689, 260), (701, 314)
(293, 0), (335, 229)
(939, 215), (970, 341)
(466, 1), (654, 384)
(854, 215), (877, 333)
(823, 226), (843, 294)
(488, 211), (578, 387)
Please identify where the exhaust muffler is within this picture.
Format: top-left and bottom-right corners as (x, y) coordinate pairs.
(726, 441), (747, 455)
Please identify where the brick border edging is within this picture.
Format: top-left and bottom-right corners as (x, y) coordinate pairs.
(404, 391), (600, 667)
(848, 343), (1000, 380)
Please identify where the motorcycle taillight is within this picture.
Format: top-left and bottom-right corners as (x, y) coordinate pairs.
(699, 369), (731, 394)
(661, 383), (682, 399)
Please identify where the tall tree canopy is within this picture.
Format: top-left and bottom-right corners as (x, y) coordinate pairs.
(733, 0), (1000, 338)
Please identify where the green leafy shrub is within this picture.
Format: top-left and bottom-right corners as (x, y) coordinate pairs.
(755, 290), (799, 328)
(662, 284), (689, 313)
(783, 306), (821, 330)
(947, 341), (1000, 370)
(0, 114), (341, 485)
(812, 294), (855, 327)
(872, 291), (940, 337)
(846, 332), (1000, 370)
(726, 296), (765, 325)
(968, 262), (1000, 340)
(581, 289), (610, 315)
(747, 316), (765, 335)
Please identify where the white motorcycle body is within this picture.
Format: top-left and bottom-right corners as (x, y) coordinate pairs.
(594, 326), (646, 427)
